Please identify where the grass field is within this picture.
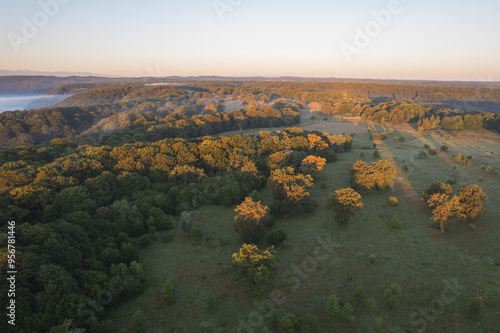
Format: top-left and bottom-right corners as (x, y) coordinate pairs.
(105, 120), (500, 333)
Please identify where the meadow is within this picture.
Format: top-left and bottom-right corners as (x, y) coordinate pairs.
(105, 118), (500, 333)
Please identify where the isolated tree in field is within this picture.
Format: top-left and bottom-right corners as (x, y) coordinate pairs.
(458, 185), (487, 220)
(232, 243), (276, 290)
(234, 197), (271, 243)
(300, 155), (327, 175)
(163, 279), (176, 304)
(327, 187), (363, 227)
(133, 309), (147, 333)
(427, 194), (465, 233)
(351, 160), (396, 191)
(326, 294), (341, 315)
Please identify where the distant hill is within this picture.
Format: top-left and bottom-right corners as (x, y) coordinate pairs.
(1, 75), (499, 95)
(0, 76), (117, 94)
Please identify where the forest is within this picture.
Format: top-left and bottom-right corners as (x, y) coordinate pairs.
(0, 125), (353, 332)
(2, 82), (500, 149)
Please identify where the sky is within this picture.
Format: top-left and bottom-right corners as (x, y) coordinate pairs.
(0, 0), (499, 81)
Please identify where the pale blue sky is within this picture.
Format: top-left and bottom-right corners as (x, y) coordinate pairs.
(1, 0), (499, 80)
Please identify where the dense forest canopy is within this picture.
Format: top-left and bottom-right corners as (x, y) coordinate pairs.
(0, 126), (351, 331)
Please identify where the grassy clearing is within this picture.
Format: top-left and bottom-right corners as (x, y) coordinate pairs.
(105, 122), (500, 333)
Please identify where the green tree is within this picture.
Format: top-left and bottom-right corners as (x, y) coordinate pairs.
(133, 309), (147, 333)
(326, 294), (340, 315)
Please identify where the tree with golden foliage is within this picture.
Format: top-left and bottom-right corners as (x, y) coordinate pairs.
(423, 183), (486, 233)
(232, 244), (276, 290)
(427, 194), (465, 233)
(326, 188), (363, 227)
(300, 155), (327, 175)
(169, 165), (205, 184)
(458, 185), (487, 220)
(234, 197), (272, 243)
(421, 182), (453, 202)
(270, 167), (313, 203)
(351, 160), (396, 191)
(307, 133), (329, 151)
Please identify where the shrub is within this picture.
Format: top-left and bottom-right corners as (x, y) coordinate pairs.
(277, 313), (299, 332)
(428, 149), (437, 155)
(388, 196), (399, 206)
(161, 233), (175, 243)
(192, 227), (204, 239)
(372, 133), (381, 140)
(163, 279), (176, 304)
(268, 307), (286, 329)
(417, 150), (427, 159)
(360, 152), (365, 158)
(133, 310), (147, 333)
(446, 179), (457, 185)
(386, 295), (400, 309)
(380, 131), (387, 139)
(366, 297), (376, 309)
(138, 234), (152, 247)
(249, 189), (261, 202)
(383, 283), (401, 310)
(299, 315), (320, 333)
(340, 303), (356, 324)
(373, 149), (381, 158)
(311, 115), (317, 120)
(424, 144), (430, 149)
(388, 129), (394, 134)
(369, 254), (376, 264)
(353, 287), (366, 301)
(399, 136), (406, 142)
(375, 317), (383, 326)
(266, 229), (287, 246)
(389, 217), (401, 228)
(441, 145), (449, 151)
(469, 296), (484, 319)
(326, 294), (340, 315)
(468, 223), (476, 230)
(204, 290), (217, 310)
